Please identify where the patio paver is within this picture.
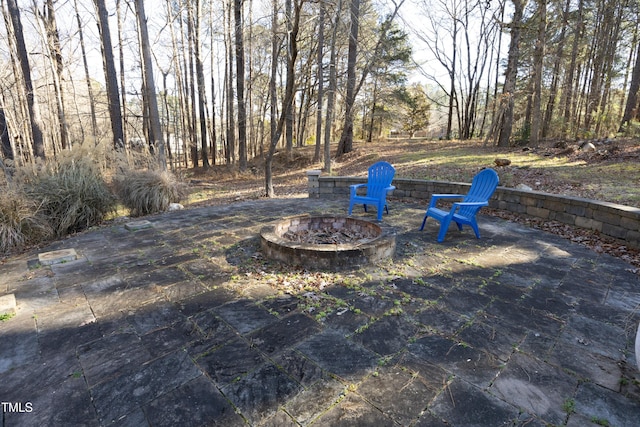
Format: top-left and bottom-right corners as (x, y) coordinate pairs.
(1, 196), (639, 426)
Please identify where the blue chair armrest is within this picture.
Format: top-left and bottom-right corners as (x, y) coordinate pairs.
(350, 183), (368, 196)
(453, 201), (489, 207)
(449, 200), (489, 214)
(429, 194), (464, 208)
(385, 185), (396, 193)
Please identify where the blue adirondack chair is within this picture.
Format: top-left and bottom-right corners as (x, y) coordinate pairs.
(348, 161), (396, 221)
(420, 168), (499, 242)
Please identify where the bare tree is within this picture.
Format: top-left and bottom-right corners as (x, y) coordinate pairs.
(285, 0), (294, 154)
(185, 1), (199, 166)
(560, 0), (583, 138)
(458, 0), (496, 139)
(73, 0), (98, 144)
(620, 27), (640, 132)
(37, 0), (69, 151)
(314, 0), (325, 163)
(209, 2), (218, 166)
(540, 0), (569, 139)
(93, 0), (124, 149)
(266, 0), (302, 197)
(529, 0), (546, 147)
(0, 108), (12, 161)
(335, 0), (360, 156)
(135, 0), (166, 169)
(267, 0), (280, 196)
(6, 0), (45, 158)
(412, 0), (496, 140)
(166, 0), (190, 168)
(193, 0), (210, 169)
(487, 0), (526, 147)
(235, 0), (247, 170)
(324, 0), (342, 172)
(584, 0), (624, 134)
(225, 1), (236, 165)
(116, 0), (127, 146)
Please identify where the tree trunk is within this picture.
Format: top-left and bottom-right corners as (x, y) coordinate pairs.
(0, 108), (12, 161)
(74, 0), (98, 145)
(335, 0), (360, 157)
(541, 0), (569, 138)
(266, 0), (301, 197)
(167, 0), (189, 168)
(594, 1), (623, 136)
(619, 20), (638, 127)
(497, 0), (526, 147)
(160, 69), (173, 167)
(446, 17), (457, 140)
(584, 0), (617, 133)
(186, 2), (199, 167)
(6, 0), (45, 158)
(561, 0), (583, 138)
(285, 0), (294, 155)
(530, 0), (546, 147)
(482, 4), (505, 143)
(194, 0), (209, 169)
(41, 0), (68, 150)
(235, 0), (247, 170)
(266, 0), (279, 197)
(324, 0), (342, 172)
(135, 0), (165, 169)
(314, 0), (325, 163)
(226, 2), (236, 165)
(296, 72), (311, 148)
(94, 0), (124, 149)
(620, 39), (640, 131)
(367, 77), (378, 142)
(296, 41), (317, 149)
(116, 0), (128, 147)
(210, 2), (218, 166)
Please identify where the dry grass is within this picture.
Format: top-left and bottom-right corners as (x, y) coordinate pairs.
(184, 138), (640, 208)
(0, 189), (52, 253)
(0, 139), (196, 255)
(115, 169), (188, 217)
(25, 157), (116, 237)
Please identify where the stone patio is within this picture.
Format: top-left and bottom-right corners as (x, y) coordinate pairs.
(1, 196), (639, 426)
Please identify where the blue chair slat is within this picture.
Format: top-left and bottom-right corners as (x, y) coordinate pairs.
(420, 168), (499, 242)
(348, 161), (396, 221)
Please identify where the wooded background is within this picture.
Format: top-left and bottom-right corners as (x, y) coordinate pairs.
(1, 0), (639, 184)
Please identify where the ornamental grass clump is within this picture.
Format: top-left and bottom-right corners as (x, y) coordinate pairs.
(115, 169), (188, 217)
(25, 155), (116, 237)
(0, 189), (52, 253)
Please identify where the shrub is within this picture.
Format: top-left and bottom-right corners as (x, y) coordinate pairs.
(115, 169), (188, 217)
(26, 157), (116, 237)
(0, 189), (52, 253)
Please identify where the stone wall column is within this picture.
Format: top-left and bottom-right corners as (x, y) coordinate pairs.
(307, 170), (321, 198)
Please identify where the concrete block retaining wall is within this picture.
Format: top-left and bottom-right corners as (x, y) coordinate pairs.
(306, 170), (640, 249)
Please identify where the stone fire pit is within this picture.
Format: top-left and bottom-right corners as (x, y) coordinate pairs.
(260, 215), (396, 269)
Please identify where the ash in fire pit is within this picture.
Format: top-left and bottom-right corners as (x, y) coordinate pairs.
(260, 215), (396, 269)
(282, 224), (378, 245)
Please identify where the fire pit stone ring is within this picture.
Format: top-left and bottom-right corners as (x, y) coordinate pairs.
(260, 215), (396, 270)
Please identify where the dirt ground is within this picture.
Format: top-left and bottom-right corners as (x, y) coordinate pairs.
(185, 138), (640, 271)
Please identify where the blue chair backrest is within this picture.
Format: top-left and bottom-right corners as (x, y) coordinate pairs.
(459, 168), (499, 217)
(366, 161), (395, 198)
